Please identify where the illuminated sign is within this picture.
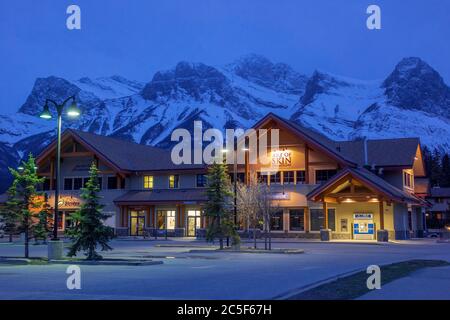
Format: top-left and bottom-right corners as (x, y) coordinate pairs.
(271, 149), (292, 167)
(58, 196), (81, 208)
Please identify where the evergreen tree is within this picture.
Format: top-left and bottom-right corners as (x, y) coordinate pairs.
(204, 162), (236, 249)
(33, 195), (52, 244)
(430, 148), (443, 187)
(0, 189), (20, 243)
(4, 154), (43, 257)
(66, 162), (114, 260)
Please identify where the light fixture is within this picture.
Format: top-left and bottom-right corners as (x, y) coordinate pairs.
(67, 99), (80, 117)
(39, 103), (52, 119)
(17, 166), (24, 171)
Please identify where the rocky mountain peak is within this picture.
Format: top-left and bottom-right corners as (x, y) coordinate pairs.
(383, 57), (450, 118)
(141, 61), (230, 101)
(229, 54), (308, 95)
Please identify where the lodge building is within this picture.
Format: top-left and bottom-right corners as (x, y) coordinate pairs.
(31, 113), (429, 241)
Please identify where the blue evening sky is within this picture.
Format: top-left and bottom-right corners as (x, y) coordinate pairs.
(0, 0), (449, 113)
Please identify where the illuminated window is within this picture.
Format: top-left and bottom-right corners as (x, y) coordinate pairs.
(144, 176), (154, 189)
(167, 211), (176, 230)
(403, 171), (413, 188)
(169, 175), (179, 189)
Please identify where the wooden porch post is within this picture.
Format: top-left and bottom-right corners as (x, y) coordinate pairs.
(323, 200), (328, 229)
(146, 206), (151, 227)
(304, 208), (310, 232)
(305, 145), (310, 184)
(379, 200), (385, 230)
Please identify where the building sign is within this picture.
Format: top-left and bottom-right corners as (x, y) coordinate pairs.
(269, 192), (290, 200)
(271, 149), (292, 167)
(58, 196), (81, 209)
(353, 213), (373, 220)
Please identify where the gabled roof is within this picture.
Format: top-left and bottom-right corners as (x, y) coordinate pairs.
(252, 113), (357, 166)
(36, 129), (206, 173)
(307, 167), (422, 204)
(114, 188), (208, 204)
(252, 113), (422, 169)
(336, 138), (421, 167)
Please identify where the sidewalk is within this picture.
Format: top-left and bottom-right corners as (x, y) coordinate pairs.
(358, 266), (450, 300)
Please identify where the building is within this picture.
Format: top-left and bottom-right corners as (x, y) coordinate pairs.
(426, 187), (450, 230)
(17, 113), (428, 241)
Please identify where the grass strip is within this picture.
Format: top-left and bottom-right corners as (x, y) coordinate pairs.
(288, 259), (450, 300)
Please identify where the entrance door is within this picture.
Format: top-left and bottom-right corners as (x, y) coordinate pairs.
(130, 210), (146, 236)
(187, 210), (201, 237)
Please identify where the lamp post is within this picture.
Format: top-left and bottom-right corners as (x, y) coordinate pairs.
(39, 96), (80, 258)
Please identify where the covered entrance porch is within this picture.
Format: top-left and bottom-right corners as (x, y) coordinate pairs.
(308, 167), (424, 241)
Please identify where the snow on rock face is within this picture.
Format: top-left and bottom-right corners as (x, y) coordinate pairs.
(383, 57), (450, 118)
(227, 54), (308, 95)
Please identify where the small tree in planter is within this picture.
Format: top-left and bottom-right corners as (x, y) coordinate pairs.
(258, 183), (280, 250)
(204, 162), (235, 249)
(0, 190), (20, 243)
(66, 162), (114, 260)
(5, 154), (43, 257)
(33, 196), (52, 244)
(236, 173), (260, 249)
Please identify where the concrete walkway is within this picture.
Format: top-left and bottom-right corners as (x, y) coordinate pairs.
(359, 266), (450, 300)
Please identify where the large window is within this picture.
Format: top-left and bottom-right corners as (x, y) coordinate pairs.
(310, 208), (336, 231)
(64, 178), (73, 191)
(73, 178), (83, 190)
(296, 170), (306, 184)
(289, 209), (305, 231)
(315, 170), (337, 184)
(157, 210), (176, 230)
(257, 172), (269, 184)
(144, 176), (154, 189)
(196, 174), (207, 187)
(270, 172), (281, 185)
(169, 175), (179, 189)
(271, 210), (284, 231)
(283, 171), (295, 184)
(107, 176), (118, 190)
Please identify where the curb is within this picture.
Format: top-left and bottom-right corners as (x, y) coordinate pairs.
(49, 259), (164, 266)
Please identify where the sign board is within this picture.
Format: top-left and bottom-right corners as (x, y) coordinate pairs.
(269, 192), (290, 200)
(271, 149), (292, 167)
(353, 213), (373, 220)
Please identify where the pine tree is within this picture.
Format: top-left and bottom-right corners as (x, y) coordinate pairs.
(430, 149), (443, 187)
(4, 154), (43, 257)
(33, 195), (52, 244)
(204, 162), (235, 249)
(66, 162), (114, 260)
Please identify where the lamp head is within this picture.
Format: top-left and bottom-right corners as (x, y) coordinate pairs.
(39, 103), (52, 120)
(67, 98), (80, 118)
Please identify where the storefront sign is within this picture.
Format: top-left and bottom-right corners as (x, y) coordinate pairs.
(271, 149), (292, 167)
(353, 213), (373, 220)
(269, 192), (290, 200)
(58, 196), (81, 209)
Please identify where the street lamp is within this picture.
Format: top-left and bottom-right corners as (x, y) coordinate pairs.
(39, 96), (80, 253)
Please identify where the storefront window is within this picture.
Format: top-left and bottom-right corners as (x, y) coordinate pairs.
(144, 176), (154, 189)
(167, 211), (176, 230)
(310, 208), (336, 231)
(289, 209), (304, 231)
(157, 210), (176, 230)
(271, 210), (284, 231)
(257, 172), (269, 184)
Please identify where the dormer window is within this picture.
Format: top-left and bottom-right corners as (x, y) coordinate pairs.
(403, 170), (414, 189)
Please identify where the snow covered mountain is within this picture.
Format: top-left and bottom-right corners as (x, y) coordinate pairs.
(1, 54), (449, 192)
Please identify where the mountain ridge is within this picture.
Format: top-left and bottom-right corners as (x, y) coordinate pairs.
(0, 54), (449, 192)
